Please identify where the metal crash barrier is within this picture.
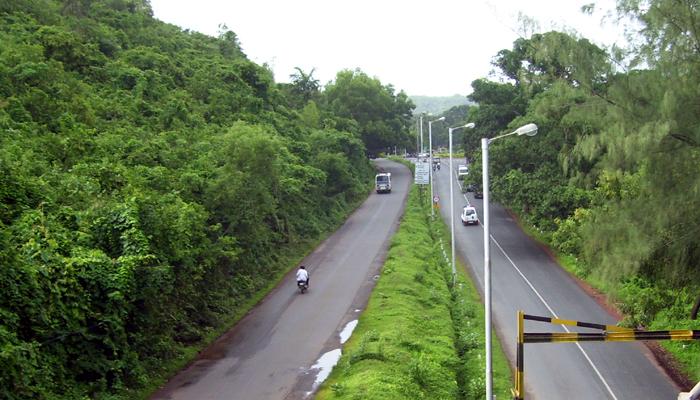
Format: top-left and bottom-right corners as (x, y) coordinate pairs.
(513, 311), (700, 400)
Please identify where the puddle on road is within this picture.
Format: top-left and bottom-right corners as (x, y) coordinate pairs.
(339, 320), (358, 344)
(306, 348), (342, 397)
(304, 320), (361, 396)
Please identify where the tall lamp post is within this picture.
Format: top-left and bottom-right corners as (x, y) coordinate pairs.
(449, 123), (475, 286)
(428, 116), (445, 216)
(482, 123), (538, 400)
(419, 115), (424, 154)
(416, 117), (420, 155)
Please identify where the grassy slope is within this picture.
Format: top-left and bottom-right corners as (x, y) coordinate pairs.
(316, 184), (511, 399)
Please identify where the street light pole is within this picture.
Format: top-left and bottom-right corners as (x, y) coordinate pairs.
(482, 123), (538, 400)
(419, 115), (424, 154)
(429, 116), (445, 217)
(449, 123), (475, 286)
(416, 118), (420, 155)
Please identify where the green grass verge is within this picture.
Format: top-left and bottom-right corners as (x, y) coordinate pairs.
(316, 184), (512, 400)
(431, 219), (512, 400)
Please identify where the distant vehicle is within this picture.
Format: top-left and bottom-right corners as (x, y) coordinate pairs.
(375, 172), (392, 193)
(461, 205), (479, 225)
(474, 187), (483, 199)
(458, 165), (469, 178)
(433, 156), (441, 164)
(465, 183), (476, 192)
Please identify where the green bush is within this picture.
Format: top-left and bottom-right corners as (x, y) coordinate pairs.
(0, 2), (388, 398)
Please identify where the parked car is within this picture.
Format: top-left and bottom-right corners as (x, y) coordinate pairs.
(461, 205), (479, 225)
(474, 188), (483, 199)
(464, 183), (476, 192)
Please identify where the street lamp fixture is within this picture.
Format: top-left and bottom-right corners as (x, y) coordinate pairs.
(429, 116), (445, 216)
(482, 123), (538, 400)
(516, 123), (538, 136)
(448, 123), (475, 286)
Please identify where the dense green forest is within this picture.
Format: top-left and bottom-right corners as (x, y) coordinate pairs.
(0, 1), (414, 399)
(454, 0), (700, 380)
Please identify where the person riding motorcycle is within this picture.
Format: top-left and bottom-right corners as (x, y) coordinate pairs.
(296, 265), (309, 288)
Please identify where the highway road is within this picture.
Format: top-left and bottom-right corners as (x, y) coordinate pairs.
(433, 158), (679, 399)
(150, 159), (411, 400)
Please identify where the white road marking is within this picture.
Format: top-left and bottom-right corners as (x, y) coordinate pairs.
(445, 161), (618, 399)
(451, 168), (471, 206)
(489, 225), (619, 400)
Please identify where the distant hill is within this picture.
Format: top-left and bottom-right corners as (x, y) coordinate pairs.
(410, 95), (471, 115)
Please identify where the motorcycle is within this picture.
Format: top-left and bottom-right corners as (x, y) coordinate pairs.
(297, 280), (308, 294)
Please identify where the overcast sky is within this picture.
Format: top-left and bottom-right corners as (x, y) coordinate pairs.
(149, 0), (627, 97)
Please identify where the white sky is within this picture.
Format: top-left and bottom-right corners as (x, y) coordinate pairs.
(149, 0), (627, 97)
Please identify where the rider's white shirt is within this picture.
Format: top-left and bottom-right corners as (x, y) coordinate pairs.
(296, 269), (309, 281)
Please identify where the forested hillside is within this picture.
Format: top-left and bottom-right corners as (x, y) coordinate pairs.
(0, 1), (413, 398)
(461, 0), (700, 380)
(410, 94), (470, 115)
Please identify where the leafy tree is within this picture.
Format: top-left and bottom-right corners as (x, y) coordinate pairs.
(0, 2), (377, 398)
(322, 69), (415, 154)
(463, 79), (525, 158)
(217, 24), (244, 60)
(289, 67), (320, 106)
(470, 2), (700, 334)
(299, 100), (320, 128)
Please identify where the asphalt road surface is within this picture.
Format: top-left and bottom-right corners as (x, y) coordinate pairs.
(433, 158), (679, 399)
(150, 159), (410, 400)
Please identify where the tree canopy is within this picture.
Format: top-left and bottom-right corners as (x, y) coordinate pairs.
(323, 69), (415, 155)
(0, 1), (412, 398)
(464, 0), (700, 363)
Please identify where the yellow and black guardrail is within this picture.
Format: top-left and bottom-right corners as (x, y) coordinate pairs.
(512, 311), (700, 400)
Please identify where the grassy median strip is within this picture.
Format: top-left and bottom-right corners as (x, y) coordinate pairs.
(316, 184), (511, 399)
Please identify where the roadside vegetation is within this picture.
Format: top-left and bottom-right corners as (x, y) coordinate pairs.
(317, 185), (511, 399)
(0, 2), (416, 399)
(424, 0), (700, 384)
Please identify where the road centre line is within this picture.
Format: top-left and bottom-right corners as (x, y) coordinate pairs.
(449, 166), (470, 205)
(488, 228), (619, 400)
(445, 162), (618, 399)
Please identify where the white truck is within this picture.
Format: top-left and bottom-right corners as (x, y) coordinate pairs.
(375, 172), (392, 193)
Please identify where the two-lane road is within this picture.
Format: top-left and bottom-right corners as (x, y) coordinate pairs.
(151, 159), (410, 400)
(433, 158), (679, 399)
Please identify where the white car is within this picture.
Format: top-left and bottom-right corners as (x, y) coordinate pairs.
(458, 165), (469, 178)
(461, 206), (479, 225)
